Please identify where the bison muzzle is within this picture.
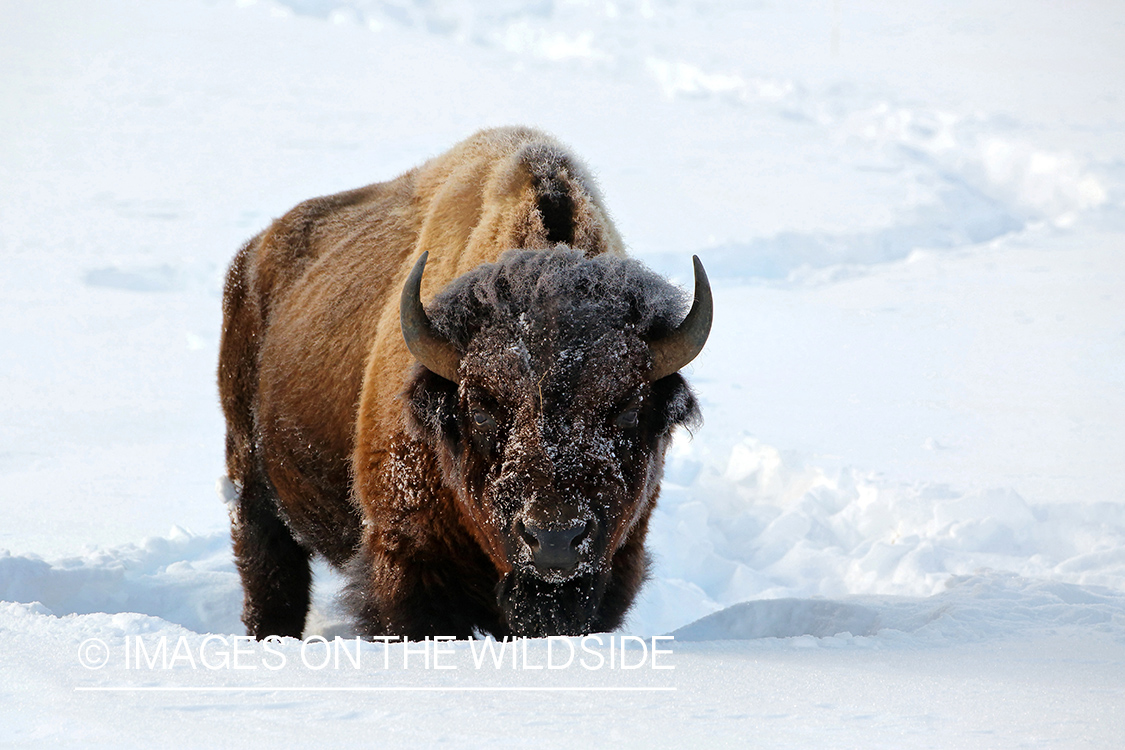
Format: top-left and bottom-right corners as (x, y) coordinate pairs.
(219, 127), (711, 640)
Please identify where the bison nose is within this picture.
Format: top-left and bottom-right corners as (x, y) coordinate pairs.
(518, 520), (591, 573)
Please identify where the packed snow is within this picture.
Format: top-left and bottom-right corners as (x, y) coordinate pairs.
(1, 0), (1123, 746)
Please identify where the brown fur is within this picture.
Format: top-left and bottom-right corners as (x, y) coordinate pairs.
(218, 127), (694, 640)
(218, 129), (634, 638)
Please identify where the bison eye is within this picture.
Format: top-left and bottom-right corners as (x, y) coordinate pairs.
(614, 408), (640, 429)
(472, 410), (497, 431)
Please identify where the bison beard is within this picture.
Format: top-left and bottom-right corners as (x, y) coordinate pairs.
(218, 128), (709, 641)
(496, 570), (604, 638)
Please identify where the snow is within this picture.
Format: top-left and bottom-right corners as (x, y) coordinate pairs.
(2, 0), (1124, 746)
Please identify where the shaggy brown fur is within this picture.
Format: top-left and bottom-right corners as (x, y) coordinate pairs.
(219, 127), (701, 640)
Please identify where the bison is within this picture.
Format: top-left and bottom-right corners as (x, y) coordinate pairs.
(219, 127), (711, 640)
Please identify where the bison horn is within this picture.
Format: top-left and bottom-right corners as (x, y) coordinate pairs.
(648, 255), (712, 381)
(400, 251), (462, 383)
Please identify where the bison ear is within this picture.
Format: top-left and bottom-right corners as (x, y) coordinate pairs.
(403, 365), (462, 452)
(649, 372), (701, 436)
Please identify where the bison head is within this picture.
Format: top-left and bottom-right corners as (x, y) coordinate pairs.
(401, 249), (710, 636)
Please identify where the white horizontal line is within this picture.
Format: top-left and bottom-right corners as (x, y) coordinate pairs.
(76, 686), (675, 693)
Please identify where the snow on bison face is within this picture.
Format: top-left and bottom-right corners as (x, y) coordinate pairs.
(402, 249), (709, 636)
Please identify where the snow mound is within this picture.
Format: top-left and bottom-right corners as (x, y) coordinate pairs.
(0, 528), (241, 635)
(627, 436), (1125, 634)
(672, 572), (1125, 643)
(672, 599), (881, 641)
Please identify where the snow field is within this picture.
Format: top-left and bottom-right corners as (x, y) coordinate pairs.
(2, 0), (1124, 746)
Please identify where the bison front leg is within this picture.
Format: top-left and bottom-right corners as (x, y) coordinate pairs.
(344, 526), (503, 641)
(231, 467), (312, 639)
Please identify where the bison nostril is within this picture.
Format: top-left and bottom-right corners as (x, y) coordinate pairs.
(516, 520), (540, 552)
(570, 520), (592, 549)
(521, 521), (588, 572)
